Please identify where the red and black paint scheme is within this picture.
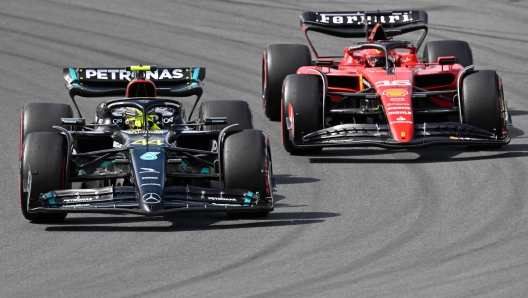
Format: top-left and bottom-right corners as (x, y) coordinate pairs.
(263, 10), (511, 153)
(19, 65), (274, 221)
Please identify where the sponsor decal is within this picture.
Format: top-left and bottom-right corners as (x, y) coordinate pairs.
(452, 137), (489, 141)
(211, 203), (242, 207)
(317, 12), (414, 25)
(400, 57), (411, 63)
(450, 136), (458, 140)
(139, 168), (160, 173)
(140, 183), (162, 187)
(401, 132), (406, 137)
(207, 197), (237, 202)
(141, 177), (158, 180)
(383, 89), (408, 97)
(164, 102), (180, 109)
(139, 100), (150, 103)
(163, 117), (174, 124)
(83, 69), (184, 80)
(396, 116), (407, 121)
(113, 118), (122, 124)
(322, 139), (354, 143)
(142, 193), (161, 203)
(362, 78), (372, 89)
(131, 130), (167, 134)
(211, 140), (218, 153)
(388, 111), (411, 115)
(387, 107), (411, 110)
(140, 152), (160, 160)
(354, 58), (364, 64)
(376, 80), (411, 87)
(386, 103), (409, 106)
(63, 204), (91, 208)
(64, 197), (93, 203)
(390, 121), (413, 125)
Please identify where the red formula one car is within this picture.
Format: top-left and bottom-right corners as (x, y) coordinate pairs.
(262, 10), (511, 154)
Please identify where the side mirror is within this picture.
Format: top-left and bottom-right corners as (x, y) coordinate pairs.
(437, 56), (458, 65)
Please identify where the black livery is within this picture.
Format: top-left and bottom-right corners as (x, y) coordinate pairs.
(19, 65), (274, 222)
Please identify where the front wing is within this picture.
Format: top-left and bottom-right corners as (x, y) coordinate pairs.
(28, 185), (274, 216)
(291, 122), (510, 149)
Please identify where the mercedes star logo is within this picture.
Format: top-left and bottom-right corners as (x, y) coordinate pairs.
(142, 193), (161, 203)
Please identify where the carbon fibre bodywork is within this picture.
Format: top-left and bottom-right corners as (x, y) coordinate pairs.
(269, 10), (511, 151)
(21, 67), (274, 219)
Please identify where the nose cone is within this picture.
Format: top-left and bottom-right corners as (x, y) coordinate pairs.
(130, 146), (166, 212)
(390, 119), (414, 142)
(380, 87), (414, 143)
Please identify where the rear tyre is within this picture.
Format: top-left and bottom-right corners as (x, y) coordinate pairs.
(20, 102), (73, 162)
(282, 74), (323, 155)
(199, 100), (253, 131)
(423, 40), (473, 67)
(223, 130), (272, 218)
(21, 103), (73, 141)
(462, 70), (507, 149)
(20, 132), (68, 222)
(263, 44), (311, 120)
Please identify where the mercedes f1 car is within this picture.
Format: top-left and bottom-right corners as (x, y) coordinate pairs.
(262, 10), (511, 154)
(19, 65), (274, 222)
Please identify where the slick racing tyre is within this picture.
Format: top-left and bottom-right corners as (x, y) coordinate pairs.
(462, 70), (507, 149)
(20, 102), (73, 141)
(199, 100), (253, 131)
(223, 129), (272, 218)
(20, 102), (73, 159)
(423, 40), (473, 67)
(20, 132), (68, 222)
(262, 44), (311, 120)
(281, 74), (323, 155)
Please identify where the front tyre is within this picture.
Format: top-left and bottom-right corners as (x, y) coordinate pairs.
(462, 70), (507, 149)
(20, 132), (68, 222)
(282, 74), (323, 155)
(223, 129), (273, 218)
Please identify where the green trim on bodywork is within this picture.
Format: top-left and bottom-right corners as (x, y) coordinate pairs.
(100, 160), (115, 168)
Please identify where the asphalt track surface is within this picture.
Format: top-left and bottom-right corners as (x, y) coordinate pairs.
(1, 1), (528, 297)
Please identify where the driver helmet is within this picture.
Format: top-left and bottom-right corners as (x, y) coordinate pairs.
(364, 49), (395, 68)
(123, 107), (161, 130)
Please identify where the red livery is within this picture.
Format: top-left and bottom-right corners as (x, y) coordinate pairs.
(262, 10), (511, 154)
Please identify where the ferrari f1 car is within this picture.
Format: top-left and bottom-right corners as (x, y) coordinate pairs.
(262, 10), (511, 154)
(19, 65), (274, 222)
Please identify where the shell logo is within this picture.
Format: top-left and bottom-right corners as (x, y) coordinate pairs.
(383, 89), (408, 97)
(401, 132), (406, 137)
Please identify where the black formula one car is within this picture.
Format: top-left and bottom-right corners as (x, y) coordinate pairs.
(19, 65), (275, 222)
(262, 10), (511, 154)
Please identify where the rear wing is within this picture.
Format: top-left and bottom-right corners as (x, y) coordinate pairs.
(300, 10), (428, 57)
(63, 67), (205, 99)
